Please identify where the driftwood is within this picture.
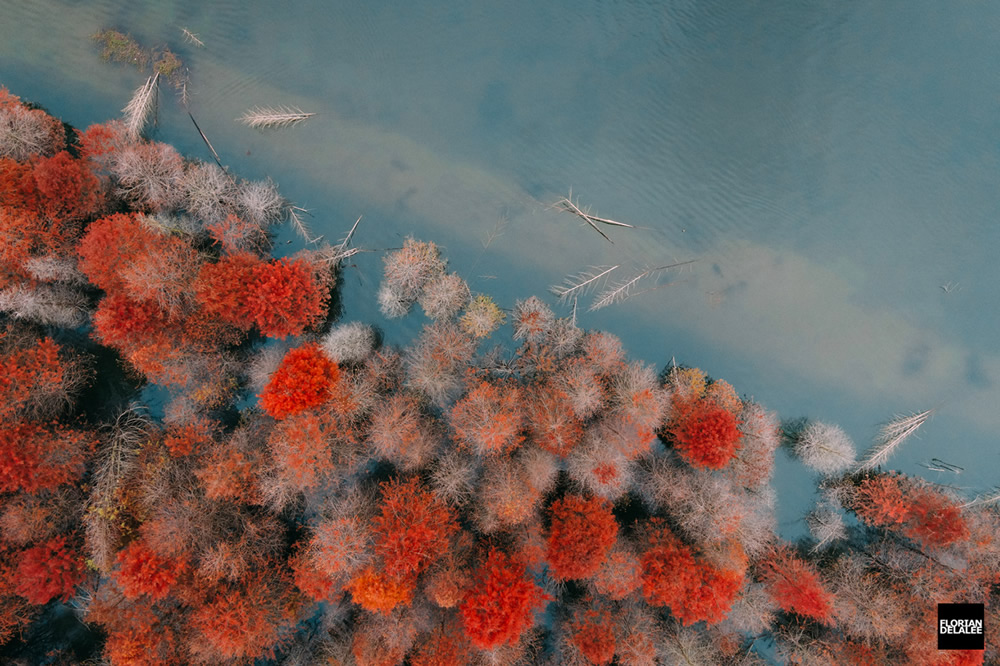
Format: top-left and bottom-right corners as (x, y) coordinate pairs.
(550, 189), (634, 243)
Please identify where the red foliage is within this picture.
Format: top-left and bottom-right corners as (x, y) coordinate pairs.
(190, 573), (295, 661)
(14, 536), (84, 604)
(903, 487), (969, 549)
(268, 411), (335, 490)
(0, 159), (38, 212)
(568, 605), (616, 665)
(258, 343), (342, 420)
(77, 121), (126, 164)
(32, 150), (103, 221)
(459, 548), (550, 650)
(527, 382), (584, 457)
(640, 520), (743, 625)
(114, 540), (187, 600)
(853, 475), (968, 549)
(450, 379), (526, 456)
(76, 212), (156, 291)
(346, 567), (416, 614)
(668, 397), (743, 469)
(410, 621), (474, 666)
(289, 548), (339, 601)
(249, 257), (329, 338)
(207, 213), (270, 254)
(854, 474), (909, 527)
(0, 421), (94, 493)
(546, 494), (618, 580)
(93, 293), (173, 350)
(0, 335), (68, 420)
(193, 251), (263, 330)
(591, 547), (643, 600)
(196, 443), (261, 504)
(162, 421), (214, 457)
(759, 547), (834, 623)
(96, 601), (180, 666)
(194, 254), (329, 338)
(372, 477), (458, 579)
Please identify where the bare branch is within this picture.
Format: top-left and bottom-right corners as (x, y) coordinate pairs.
(181, 27), (205, 48)
(122, 73), (159, 140)
(589, 260), (697, 311)
(549, 265), (619, 304)
(856, 408), (935, 471)
(549, 190), (634, 243)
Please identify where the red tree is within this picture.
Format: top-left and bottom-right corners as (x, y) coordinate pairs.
(93, 293), (174, 350)
(759, 547), (834, 623)
(372, 477), (458, 579)
(459, 548), (549, 650)
(527, 382), (584, 457)
(267, 411), (335, 490)
(32, 150), (103, 221)
(114, 540), (188, 601)
(640, 519), (743, 625)
(14, 536), (84, 604)
(346, 567), (416, 615)
(903, 487), (969, 549)
(568, 605), (616, 665)
(193, 251), (262, 330)
(194, 254), (329, 337)
(189, 573), (296, 662)
(247, 257), (329, 338)
(667, 397), (743, 469)
(258, 343), (342, 420)
(0, 422), (95, 493)
(546, 494), (618, 581)
(450, 379), (525, 456)
(76, 213), (157, 292)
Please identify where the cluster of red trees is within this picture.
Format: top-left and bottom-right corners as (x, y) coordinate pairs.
(0, 88), (997, 665)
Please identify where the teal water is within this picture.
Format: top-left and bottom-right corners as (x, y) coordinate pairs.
(2, 0), (999, 533)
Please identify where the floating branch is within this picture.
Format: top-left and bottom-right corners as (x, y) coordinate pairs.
(550, 190), (634, 244)
(589, 260), (697, 311)
(122, 73), (159, 140)
(317, 216), (367, 265)
(286, 206), (324, 244)
(181, 27), (205, 48)
(550, 265), (619, 305)
(856, 408), (935, 471)
(238, 106), (315, 129)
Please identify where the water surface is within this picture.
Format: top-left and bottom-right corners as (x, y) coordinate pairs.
(2, 0), (999, 531)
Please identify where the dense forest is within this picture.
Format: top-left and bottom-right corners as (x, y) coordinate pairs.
(0, 83), (995, 665)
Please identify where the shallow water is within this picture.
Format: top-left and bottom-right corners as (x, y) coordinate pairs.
(2, 0), (999, 535)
